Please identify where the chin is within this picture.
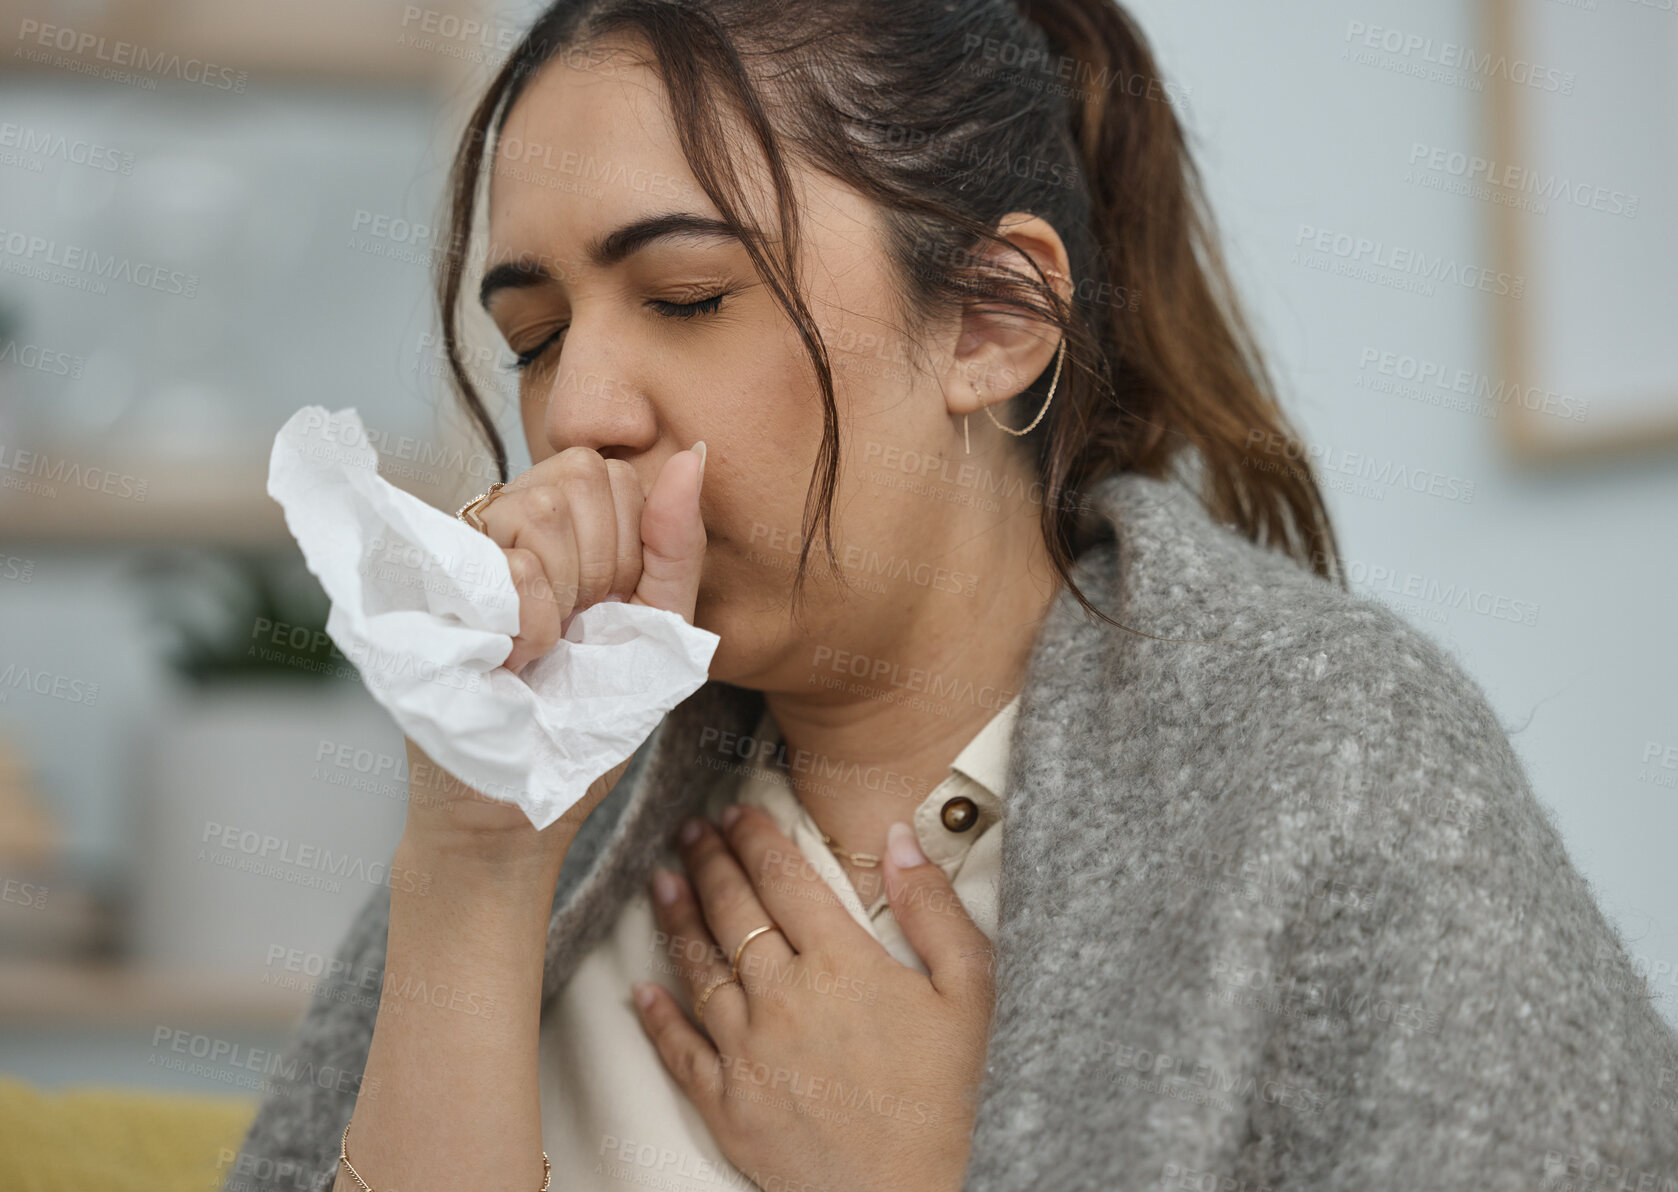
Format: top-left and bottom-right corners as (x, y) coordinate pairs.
(690, 587), (777, 689)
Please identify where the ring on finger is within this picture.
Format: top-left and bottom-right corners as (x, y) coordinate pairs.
(731, 923), (782, 982)
(694, 972), (741, 1026)
(455, 482), (506, 534)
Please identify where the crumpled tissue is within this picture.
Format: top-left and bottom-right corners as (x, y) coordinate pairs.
(266, 405), (719, 830)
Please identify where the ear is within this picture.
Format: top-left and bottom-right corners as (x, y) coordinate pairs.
(942, 213), (1072, 425)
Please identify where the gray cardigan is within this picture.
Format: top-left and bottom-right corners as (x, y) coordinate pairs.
(229, 471), (1678, 1192)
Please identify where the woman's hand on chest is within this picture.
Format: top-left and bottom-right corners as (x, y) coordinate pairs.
(631, 804), (996, 1192)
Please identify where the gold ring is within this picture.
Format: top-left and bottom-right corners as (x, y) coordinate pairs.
(455, 481), (506, 534)
(731, 923), (780, 981)
(694, 972), (739, 1026)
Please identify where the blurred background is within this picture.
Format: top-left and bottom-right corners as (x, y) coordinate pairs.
(0, 0), (1674, 1160)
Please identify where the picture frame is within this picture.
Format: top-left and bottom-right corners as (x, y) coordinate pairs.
(1484, 0), (1678, 464)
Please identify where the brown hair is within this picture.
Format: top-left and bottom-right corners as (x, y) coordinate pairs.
(435, 0), (1344, 631)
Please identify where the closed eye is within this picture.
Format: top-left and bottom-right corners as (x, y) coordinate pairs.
(510, 327), (566, 372)
(506, 292), (729, 374)
(647, 293), (725, 319)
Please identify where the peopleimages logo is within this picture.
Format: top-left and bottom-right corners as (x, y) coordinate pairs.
(0, 662), (100, 706)
(0, 123), (135, 174)
(151, 1027), (373, 1096)
(0, 228), (199, 297)
(0, 339), (85, 378)
(1355, 346), (1590, 423)
(1243, 429), (1476, 505)
(1407, 143), (1639, 219)
(1294, 224), (1525, 300)
(199, 821), (432, 895)
(1342, 21), (1576, 95)
(14, 19), (249, 91)
(1339, 559), (1540, 627)
(0, 442), (148, 503)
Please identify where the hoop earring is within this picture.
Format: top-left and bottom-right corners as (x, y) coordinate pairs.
(963, 336), (1066, 455)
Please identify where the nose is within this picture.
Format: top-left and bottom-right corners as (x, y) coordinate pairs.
(538, 317), (659, 460)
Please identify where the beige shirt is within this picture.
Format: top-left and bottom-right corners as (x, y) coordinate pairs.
(538, 693), (1018, 1191)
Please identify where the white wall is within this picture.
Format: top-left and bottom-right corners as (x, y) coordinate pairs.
(1121, 0), (1678, 1024)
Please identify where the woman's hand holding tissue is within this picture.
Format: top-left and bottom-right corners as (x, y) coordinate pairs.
(481, 442), (708, 673)
(400, 440), (709, 865)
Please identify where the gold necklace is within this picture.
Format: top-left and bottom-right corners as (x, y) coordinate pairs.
(781, 770), (882, 868)
(818, 830), (880, 869)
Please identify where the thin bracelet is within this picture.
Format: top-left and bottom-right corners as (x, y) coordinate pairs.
(340, 1122), (551, 1191)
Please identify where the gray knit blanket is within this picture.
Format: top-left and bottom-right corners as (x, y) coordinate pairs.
(226, 471), (1678, 1191)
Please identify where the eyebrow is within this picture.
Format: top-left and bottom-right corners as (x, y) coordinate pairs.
(477, 212), (741, 309)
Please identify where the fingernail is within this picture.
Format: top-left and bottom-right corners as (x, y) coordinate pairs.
(887, 821), (926, 868)
(719, 803), (741, 829)
(680, 818), (703, 846)
(692, 440), (707, 484)
(632, 982), (657, 1010)
(653, 868), (681, 905)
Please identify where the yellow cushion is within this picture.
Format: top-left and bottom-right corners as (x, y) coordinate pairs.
(0, 1075), (257, 1192)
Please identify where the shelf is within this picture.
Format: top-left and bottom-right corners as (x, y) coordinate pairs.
(0, 451), (285, 546)
(4, 0), (495, 87)
(0, 959), (310, 1029)
(0, 445), (468, 547)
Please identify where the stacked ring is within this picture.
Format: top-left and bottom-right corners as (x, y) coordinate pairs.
(693, 923), (783, 1026)
(694, 972), (738, 1026)
(455, 482), (507, 534)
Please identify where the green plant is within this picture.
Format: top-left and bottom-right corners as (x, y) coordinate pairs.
(134, 548), (352, 686)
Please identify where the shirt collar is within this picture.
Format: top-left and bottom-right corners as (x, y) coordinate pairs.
(947, 691), (1021, 808)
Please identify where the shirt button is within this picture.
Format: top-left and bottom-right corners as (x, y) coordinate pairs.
(940, 795), (979, 833)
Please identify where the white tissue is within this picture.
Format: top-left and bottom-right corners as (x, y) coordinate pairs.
(266, 405), (719, 830)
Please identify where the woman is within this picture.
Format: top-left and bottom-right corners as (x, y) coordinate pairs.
(233, 0), (1678, 1189)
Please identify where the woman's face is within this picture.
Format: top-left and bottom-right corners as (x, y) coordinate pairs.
(484, 40), (1049, 692)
